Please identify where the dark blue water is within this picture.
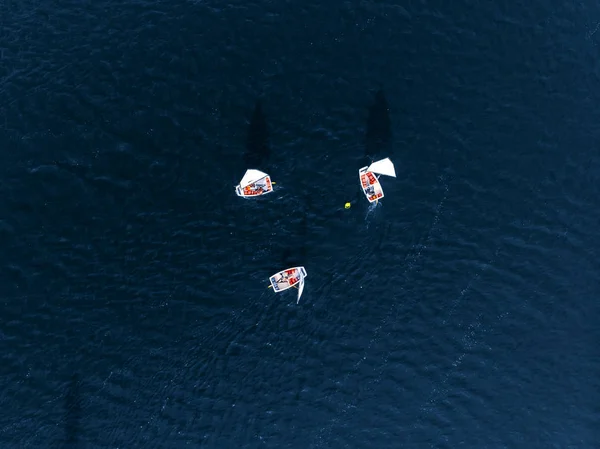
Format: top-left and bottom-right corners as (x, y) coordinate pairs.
(2, 1), (599, 447)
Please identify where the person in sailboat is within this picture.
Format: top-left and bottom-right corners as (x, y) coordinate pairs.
(253, 180), (265, 194)
(244, 182), (263, 195)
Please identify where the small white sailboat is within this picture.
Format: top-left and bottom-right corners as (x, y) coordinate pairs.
(268, 266), (307, 303)
(358, 157), (396, 203)
(235, 169), (274, 198)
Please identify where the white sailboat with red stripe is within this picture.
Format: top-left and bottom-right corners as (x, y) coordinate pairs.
(269, 266), (307, 303)
(235, 169), (273, 198)
(358, 157), (396, 203)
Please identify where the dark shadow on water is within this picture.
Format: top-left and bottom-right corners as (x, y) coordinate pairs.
(62, 373), (82, 449)
(346, 88), (393, 205)
(364, 88), (392, 161)
(244, 100), (270, 170)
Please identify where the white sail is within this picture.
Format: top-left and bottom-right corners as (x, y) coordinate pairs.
(367, 158), (396, 177)
(297, 276), (305, 303)
(239, 169), (268, 188)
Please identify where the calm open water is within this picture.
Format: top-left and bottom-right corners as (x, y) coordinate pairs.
(1, 0), (599, 448)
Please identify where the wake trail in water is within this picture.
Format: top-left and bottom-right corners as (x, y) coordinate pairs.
(402, 175), (449, 274)
(135, 287), (277, 438)
(405, 243), (517, 447)
(360, 249), (500, 415)
(309, 174), (451, 448)
(420, 249), (500, 409)
(364, 200), (380, 226)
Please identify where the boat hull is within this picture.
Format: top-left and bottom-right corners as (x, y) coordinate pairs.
(235, 175), (273, 198)
(359, 167), (384, 203)
(269, 266), (307, 292)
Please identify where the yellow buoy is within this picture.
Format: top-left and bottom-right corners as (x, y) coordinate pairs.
(344, 202), (351, 209)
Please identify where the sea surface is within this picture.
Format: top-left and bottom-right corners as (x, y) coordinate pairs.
(1, 0), (599, 448)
